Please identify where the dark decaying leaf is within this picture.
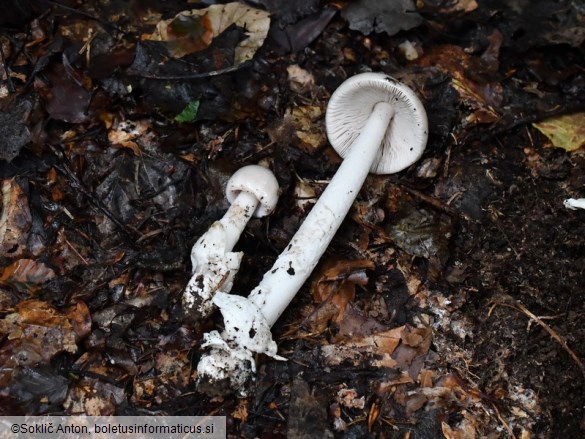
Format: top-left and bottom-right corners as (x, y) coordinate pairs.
(267, 6), (337, 53)
(286, 376), (333, 439)
(256, 0), (321, 25)
(481, 0), (585, 49)
(43, 65), (92, 124)
(0, 365), (69, 414)
(341, 0), (423, 35)
(0, 96), (35, 162)
(387, 206), (453, 261)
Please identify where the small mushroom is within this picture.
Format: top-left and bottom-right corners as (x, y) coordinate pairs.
(196, 73), (428, 395)
(182, 165), (279, 324)
(564, 198), (585, 210)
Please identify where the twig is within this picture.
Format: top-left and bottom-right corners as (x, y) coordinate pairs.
(397, 183), (460, 218)
(128, 61), (251, 81)
(489, 297), (585, 379)
(490, 402), (517, 439)
(63, 236), (90, 265)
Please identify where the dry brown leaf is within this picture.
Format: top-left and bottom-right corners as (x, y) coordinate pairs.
(311, 258), (374, 302)
(232, 399), (249, 422)
(416, 44), (502, 124)
(107, 119), (151, 155)
(267, 105), (327, 154)
(287, 64), (315, 94)
(144, 3), (270, 64)
(0, 178), (32, 258)
(64, 376), (125, 415)
(367, 401), (380, 432)
(419, 369), (434, 387)
(132, 350), (192, 405)
(302, 258), (375, 333)
(0, 299), (90, 367)
(441, 412), (478, 439)
(0, 259), (56, 292)
(321, 325), (405, 366)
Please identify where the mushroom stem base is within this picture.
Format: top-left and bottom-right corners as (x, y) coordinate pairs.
(196, 292), (286, 396)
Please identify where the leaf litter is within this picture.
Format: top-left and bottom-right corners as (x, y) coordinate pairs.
(0, 0), (584, 437)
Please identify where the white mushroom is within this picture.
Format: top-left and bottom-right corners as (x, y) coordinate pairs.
(564, 198), (585, 210)
(182, 165), (279, 323)
(196, 73), (428, 395)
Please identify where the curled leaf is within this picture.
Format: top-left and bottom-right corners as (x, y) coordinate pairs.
(144, 3), (270, 65)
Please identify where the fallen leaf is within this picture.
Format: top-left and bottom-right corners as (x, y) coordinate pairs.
(287, 64), (315, 93)
(416, 45), (502, 124)
(64, 376), (125, 416)
(311, 258), (374, 303)
(336, 387), (366, 409)
(132, 350), (191, 405)
(268, 105), (327, 154)
(441, 412), (478, 439)
(290, 106), (327, 153)
(144, 3), (270, 65)
(0, 300), (90, 370)
(0, 96), (34, 162)
(418, 0), (478, 15)
(341, 0), (423, 35)
(389, 326), (432, 378)
(321, 325), (404, 366)
(293, 177), (317, 212)
(0, 178), (32, 258)
(44, 65), (92, 124)
(175, 101), (200, 123)
(232, 399), (249, 422)
(107, 119), (151, 154)
(0, 259), (55, 292)
(303, 258), (375, 332)
(533, 112), (585, 152)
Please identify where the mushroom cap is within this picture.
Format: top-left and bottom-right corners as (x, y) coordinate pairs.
(226, 165), (279, 217)
(326, 72), (428, 175)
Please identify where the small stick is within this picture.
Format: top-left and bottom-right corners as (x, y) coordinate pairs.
(490, 297), (585, 379)
(128, 62), (251, 81)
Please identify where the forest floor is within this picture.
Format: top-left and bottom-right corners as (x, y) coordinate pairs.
(1, 1), (584, 438)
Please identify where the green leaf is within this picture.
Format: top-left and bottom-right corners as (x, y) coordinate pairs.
(175, 101), (200, 123)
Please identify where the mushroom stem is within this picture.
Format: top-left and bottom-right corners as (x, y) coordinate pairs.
(218, 191), (259, 251)
(182, 165), (279, 324)
(250, 102), (395, 326)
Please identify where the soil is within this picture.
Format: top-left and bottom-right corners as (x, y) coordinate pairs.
(0, 1), (584, 438)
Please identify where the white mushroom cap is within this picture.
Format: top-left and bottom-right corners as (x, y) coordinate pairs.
(326, 72), (428, 175)
(226, 165), (279, 217)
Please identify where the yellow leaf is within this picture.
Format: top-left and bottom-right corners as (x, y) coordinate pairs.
(533, 112), (585, 152)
